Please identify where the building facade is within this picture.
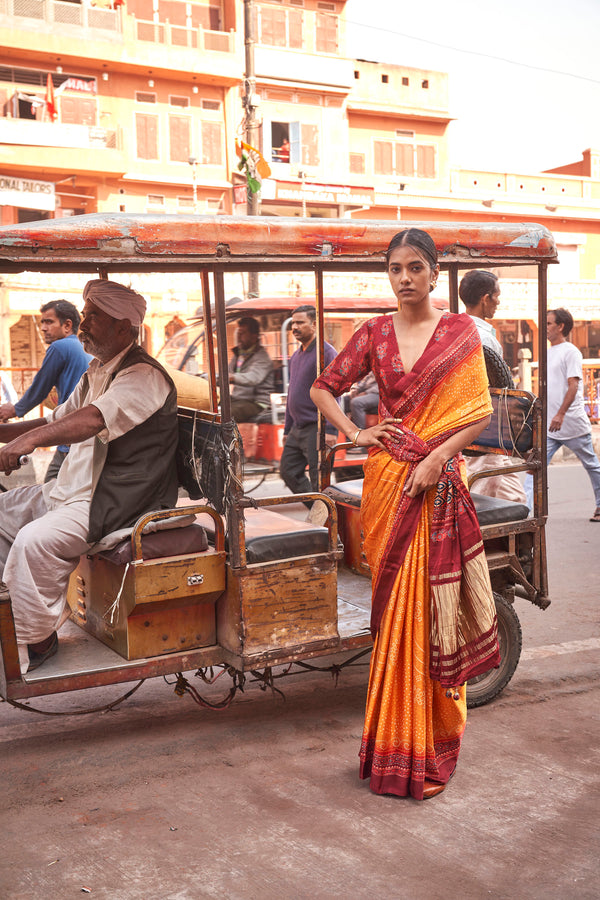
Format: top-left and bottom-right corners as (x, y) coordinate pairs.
(0, 0), (599, 371)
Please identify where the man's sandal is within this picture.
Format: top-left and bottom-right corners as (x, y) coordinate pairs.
(28, 631), (59, 671)
(590, 509), (600, 523)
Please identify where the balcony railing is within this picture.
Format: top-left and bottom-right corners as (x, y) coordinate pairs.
(0, 117), (119, 150)
(135, 18), (233, 52)
(0, 0), (121, 34)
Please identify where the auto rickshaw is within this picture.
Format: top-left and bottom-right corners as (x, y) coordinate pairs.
(0, 215), (554, 712)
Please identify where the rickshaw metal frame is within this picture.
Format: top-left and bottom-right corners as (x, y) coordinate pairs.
(0, 215), (556, 704)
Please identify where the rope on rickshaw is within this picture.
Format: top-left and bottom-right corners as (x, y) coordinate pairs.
(165, 668), (246, 709)
(273, 649), (372, 687)
(165, 649), (373, 709)
(1, 678), (146, 716)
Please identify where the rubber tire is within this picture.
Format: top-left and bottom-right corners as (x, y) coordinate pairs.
(483, 345), (515, 389)
(466, 592), (522, 708)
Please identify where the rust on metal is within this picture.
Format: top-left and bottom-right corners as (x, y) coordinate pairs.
(0, 214), (558, 271)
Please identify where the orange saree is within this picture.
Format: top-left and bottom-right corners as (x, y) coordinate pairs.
(314, 311), (498, 799)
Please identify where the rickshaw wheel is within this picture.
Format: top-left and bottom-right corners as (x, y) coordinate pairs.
(466, 592), (522, 708)
(482, 345), (515, 389)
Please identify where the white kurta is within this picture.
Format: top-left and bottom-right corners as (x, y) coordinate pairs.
(0, 344), (170, 673)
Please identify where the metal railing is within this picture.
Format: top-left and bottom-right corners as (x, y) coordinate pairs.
(135, 18), (233, 52)
(3, 0), (121, 33)
(0, 367), (46, 416)
(0, 117), (120, 151)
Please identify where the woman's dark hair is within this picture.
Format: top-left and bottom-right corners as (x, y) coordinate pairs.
(550, 307), (574, 338)
(385, 228), (438, 270)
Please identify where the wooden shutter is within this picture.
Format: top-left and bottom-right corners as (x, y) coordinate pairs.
(127, 0), (153, 17)
(417, 144), (436, 177)
(60, 96), (97, 126)
(261, 6), (286, 46)
(169, 115), (191, 162)
(288, 9), (303, 49)
(315, 12), (338, 53)
(374, 141), (393, 175)
(201, 121), (222, 164)
(288, 121), (301, 165)
(136, 113), (159, 159)
(301, 123), (319, 166)
(395, 143), (414, 176)
(349, 153), (365, 175)
(159, 0), (186, 26)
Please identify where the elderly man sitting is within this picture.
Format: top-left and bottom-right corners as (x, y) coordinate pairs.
(0, 280), (179, 674)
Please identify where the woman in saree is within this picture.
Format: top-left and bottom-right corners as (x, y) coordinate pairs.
(310, 228), (500, 800)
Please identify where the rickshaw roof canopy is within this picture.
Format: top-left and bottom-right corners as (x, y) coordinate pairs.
(0, 214), (557, 273)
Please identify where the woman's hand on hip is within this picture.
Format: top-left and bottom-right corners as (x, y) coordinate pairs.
(354, 417), (403, 451)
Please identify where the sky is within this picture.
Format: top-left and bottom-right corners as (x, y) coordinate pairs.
(345, 0), (600, 175)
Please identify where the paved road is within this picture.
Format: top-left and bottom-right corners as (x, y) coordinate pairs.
(0, 464), (598, 900)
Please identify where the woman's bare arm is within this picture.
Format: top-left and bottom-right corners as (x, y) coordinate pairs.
(310, 385), (402, 450)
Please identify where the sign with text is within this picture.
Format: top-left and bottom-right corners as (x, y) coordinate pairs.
(273, 180), (374, 207)
(0, 175), (55, 211)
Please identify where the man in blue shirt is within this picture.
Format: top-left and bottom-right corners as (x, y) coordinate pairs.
(0, 300), (91, 481)
(281, 304), (338, 497)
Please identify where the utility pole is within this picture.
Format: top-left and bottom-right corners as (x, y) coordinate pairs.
(244, 0), (260, 297)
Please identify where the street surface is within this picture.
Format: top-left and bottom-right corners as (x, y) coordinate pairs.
(0, 462), (598, 900)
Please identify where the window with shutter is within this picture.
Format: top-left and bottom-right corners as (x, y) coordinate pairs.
(349, 153), (365, 175)
(417, 144), (436, 177)
(201, 121), (222, 164)
(395, 143), (414, 176)
(260, 5), (287, 46)
(60, 96), (97, 126)
(127, 0), (153, 18)
(136, 113), (159, 159)
(288, 8), (303, 48)
(301, 124), (319, 166)
(159, 0), (186, 27)
(315, 12), (337, 53)
(169, 115), (191, 162)
(374, 141), (393, 175)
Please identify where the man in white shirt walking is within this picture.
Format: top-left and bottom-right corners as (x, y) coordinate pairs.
(525, 307), (600, 520)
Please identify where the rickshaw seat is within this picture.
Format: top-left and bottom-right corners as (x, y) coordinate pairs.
(67, 512), (225, 661)
(470, 493), (529, 526)
(324, 478), (530, 527)
(196, 506), (329, 564)
(94, 523), (209, 565)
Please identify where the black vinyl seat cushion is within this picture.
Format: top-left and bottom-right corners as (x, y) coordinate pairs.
(325, 479), (530, 527)
(470, 492), (530, 526)
(324, 479), (363, 509)
(196, 507), (329, 564)
(98, 524), (209, 566)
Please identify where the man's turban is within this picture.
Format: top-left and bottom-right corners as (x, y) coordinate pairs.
(83, 279), (147, 326)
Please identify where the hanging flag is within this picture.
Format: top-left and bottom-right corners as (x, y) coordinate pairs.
(45, 74), (57, 122)
(235, 140), (271, 194)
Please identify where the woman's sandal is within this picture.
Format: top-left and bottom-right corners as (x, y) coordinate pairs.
(422, 782), (446, 799)
(590, 509), (600, 523)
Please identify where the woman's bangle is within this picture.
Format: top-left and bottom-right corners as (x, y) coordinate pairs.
(351, 428), (361, 446)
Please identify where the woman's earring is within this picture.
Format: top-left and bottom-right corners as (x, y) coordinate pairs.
(430, 281), (437, 291)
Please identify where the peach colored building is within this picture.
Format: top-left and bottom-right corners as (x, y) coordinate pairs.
(1, 0), (600, 369)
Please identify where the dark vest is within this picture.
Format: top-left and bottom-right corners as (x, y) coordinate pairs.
(86, 345), (179, 543)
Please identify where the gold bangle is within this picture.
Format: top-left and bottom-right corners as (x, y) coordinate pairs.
(352, 428), (361, 445)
